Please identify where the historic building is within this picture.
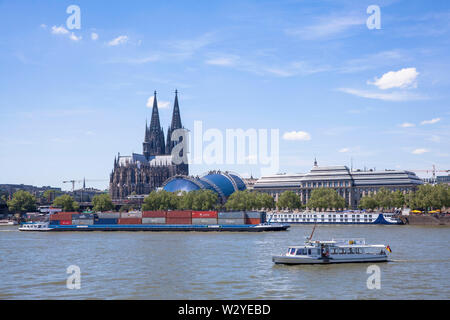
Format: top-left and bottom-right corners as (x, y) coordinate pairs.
(109, 91), (189, 199)
(253, 160), (424, 209)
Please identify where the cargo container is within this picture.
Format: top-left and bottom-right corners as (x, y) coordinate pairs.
(142, 217), (166, 224)
(192, 211), (218, 219)
(49, 220), (59, 226)
(245, 218), (261, 225)
(97, 212), (120, 219)
(120, 212), (142, 218)
(245, 211), (264, 219)
(166, 217), (192, 224)
(50, 213), (73, 221)
(218, 211), (245, 219)
(72, 214), (94, 220)
(142, 211), (166, 218)
(72, 219), (94, 225)
(94, 218), (118, 225)
(218, 218), (245, 225)
(118, 218), (142, 225)
(60, 220), (72, 226)
(167, 210), (192, 218)
(192, 218), (218, 225)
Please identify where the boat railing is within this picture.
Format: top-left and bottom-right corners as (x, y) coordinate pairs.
(332, 238), (366, 245)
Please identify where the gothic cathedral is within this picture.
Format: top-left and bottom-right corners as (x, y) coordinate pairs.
(109, 90), (189, 199)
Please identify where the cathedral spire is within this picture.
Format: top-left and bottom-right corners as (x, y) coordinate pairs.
(149, 91), (161, 132)
(171, 89), (182, 130)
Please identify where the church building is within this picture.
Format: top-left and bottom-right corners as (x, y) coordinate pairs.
(109, 90), (189, 199)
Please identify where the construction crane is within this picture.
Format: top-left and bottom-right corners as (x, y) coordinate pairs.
(62, 178), (108, 192)
(409, 165), (449, 184)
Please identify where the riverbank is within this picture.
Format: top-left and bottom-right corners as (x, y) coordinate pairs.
(399, 214), (450, 226)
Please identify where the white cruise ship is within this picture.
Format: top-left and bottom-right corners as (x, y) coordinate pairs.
(267, 211), (403, 225)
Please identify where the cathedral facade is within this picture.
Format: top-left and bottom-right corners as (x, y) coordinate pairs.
(109, 90), (189, 200)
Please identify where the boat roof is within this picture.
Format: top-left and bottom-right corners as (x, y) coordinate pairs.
(287, 244), (386, 248)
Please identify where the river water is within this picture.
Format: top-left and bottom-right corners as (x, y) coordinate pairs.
(0, 224), (449, 299)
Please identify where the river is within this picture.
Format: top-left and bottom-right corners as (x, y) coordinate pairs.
(0, 224), (449, 299)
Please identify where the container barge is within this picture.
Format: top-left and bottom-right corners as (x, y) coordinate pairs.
(19, 210), (290, 232)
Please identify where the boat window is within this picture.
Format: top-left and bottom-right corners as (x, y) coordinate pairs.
(340, 248), (346, 254)
(348, 248), (353, 254)
(289, 248), (296, 255)
(308, 249), (311, 255)
(296, 249), (303, 256)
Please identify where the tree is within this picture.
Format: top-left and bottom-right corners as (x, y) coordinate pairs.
(225, 190), (253, 211)
(406, 184), (449, 210)
(391, 190), (405, 208)
(7, 190), (37, 214)
(191, 190), (218, 210)
(92, 194), (114, 212)
(359, 196), (378, 210)
(142, 190), (179, 211)
(374, 188), (393, 209)
(307, 188), (345, 210)
(277, 191), (302, 211)
(43, 190), (62, 203)
(256, 192), (275, 210)
(52, 194), (79, 212)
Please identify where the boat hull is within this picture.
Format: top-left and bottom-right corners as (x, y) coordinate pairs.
(272, 255), (389, 265)
(20, 223), (290, 232)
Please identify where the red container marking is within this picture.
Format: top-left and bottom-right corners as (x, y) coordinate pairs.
(191, 211), (218, 218)
(142, 211), (167, 218)
(118, 218), (142, 225)
(59, 220), (72, 225)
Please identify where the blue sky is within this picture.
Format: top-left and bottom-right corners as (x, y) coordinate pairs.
(0, 0), (449, 191)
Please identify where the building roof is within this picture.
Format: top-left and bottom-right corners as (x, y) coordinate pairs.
(254, 165), (423, 189)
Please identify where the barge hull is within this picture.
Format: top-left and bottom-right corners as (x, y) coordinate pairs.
(39, 224), (290, 232)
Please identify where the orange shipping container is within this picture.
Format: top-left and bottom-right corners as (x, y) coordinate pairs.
(192, 211), (218, 219)
(50, 213), (73, 221)
(167, 210), (192, 218)
(60, 220), (72, 225)
(166, 217), (192, 224)
(118, 218), (142, 225)
(142, 211), (167, 218)
(245, 218), (261, 225)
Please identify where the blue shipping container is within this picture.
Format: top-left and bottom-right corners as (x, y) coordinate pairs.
(94, 218), (118, 225)
(49, 220), (60, 226)
(218, 211), (245, 219)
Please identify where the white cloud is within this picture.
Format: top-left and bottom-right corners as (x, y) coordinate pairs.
(412, 148), (429, 155)
(399, 122), (416, 128)
(205, 55), (239, 66)
(108, 35), (128, 46)
(69, 33), (82, 41)
(40, 24), (47, 29)
(337, 88), (427, 101)
(368, 68), (419, 90)
(421, 118), (441, 125)
(146, 96), (170, 109)
(91, 32), (99, 41)
(339, 148), (350, 153)
(285, 14), (365, 40)
(282, 131), (311, 141)
(51, 25), (69, 35)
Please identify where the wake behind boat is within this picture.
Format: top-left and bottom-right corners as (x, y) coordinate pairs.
(272, 238), (391, 265)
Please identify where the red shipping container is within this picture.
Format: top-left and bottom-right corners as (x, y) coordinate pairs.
(245, 218), (261, 225)
(167, 210), (192, 218)
(118, 218), (142, 225)
(142, 211), (167, 218)
(166, 217), (192, 224)
(60, 220), (72, 225)
(50, 213), (73, 221)
(192, 211), (218, 219)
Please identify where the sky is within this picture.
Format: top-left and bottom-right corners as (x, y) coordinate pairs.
(0, 0), (449, 191)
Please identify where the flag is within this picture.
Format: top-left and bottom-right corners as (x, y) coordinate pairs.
(386, 245), (392, 253)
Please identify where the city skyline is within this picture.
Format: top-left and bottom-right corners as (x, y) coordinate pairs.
(0, 0), (449, 191)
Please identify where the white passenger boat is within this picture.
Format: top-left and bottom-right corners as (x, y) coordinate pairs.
(272, 238), (391, 265)
(19, 221), (53, 232)
(267, 211), (403, 225)
(0, 220), (18, 226)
